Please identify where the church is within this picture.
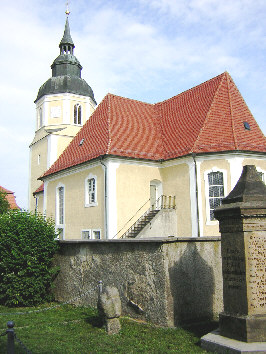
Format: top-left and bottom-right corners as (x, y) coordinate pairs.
(29, 14), (266, 240)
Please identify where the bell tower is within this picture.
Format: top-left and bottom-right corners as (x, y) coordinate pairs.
(29, 9), (97, 211)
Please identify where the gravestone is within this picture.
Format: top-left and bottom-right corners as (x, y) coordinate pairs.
(98, 286), (122, 335)
(201, 165), (266, 352)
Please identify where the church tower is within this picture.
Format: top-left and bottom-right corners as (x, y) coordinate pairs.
(29, 11), (96, 210)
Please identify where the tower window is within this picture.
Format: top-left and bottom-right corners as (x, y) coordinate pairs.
(74, 104), (82, 125)
(37, 108), (43, 129)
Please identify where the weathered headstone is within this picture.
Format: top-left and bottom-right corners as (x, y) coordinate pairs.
(201, 165), (266, 352)
(98, 286), (122, 335)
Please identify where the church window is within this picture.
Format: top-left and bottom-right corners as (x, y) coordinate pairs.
(88, 178), (96, 204)
(74, 104), (82, 125)
(207, 171), (224, 221)
(56, 185), (65, 228)
(85, 174), (97, 207)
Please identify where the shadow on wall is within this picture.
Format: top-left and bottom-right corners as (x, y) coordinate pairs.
(169, 242), (215, 326)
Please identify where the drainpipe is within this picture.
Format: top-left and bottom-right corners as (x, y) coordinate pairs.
(192, 153), (200, 237)
(100, 157), (108, 239)
(34, 195), (38, 215)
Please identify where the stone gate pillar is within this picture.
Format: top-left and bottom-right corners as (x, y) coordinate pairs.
(214, 165), (266, 343)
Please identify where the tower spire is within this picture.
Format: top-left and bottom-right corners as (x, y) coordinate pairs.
(59, 2), (74, 55)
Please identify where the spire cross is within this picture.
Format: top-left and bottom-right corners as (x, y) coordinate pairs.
(65, 1), (70, 16)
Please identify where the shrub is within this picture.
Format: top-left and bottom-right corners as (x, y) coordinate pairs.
(0, 191), (10, 214)
(0, 210), (59, 306)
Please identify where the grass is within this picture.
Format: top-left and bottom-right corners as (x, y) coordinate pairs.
(0, 303), (217, 353)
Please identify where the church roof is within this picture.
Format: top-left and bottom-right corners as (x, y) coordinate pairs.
(0, 186), (20, 209)
(41, 72), (266, 179)
(33, 183), (44, 195)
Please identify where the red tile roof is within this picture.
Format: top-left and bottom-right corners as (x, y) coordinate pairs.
(0, 186), (20, 209)
(33, 183), (44, 195)
(41, 72), (266, 178)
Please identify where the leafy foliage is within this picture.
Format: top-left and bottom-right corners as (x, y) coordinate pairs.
(0, 210), (59, 306)
(0, 191), (10, 215)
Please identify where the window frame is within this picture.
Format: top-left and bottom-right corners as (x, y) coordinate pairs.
(81, 229), (91, 240)
(74, 103), (82, 125)
(56, 184), (65, 238)
(85, 174), (97, 207)
(92, 229), (101, 240)
(81, 229), (101, 240)
(204, 168), (227, 224)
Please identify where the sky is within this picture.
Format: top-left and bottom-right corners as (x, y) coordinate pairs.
(0, 0), (266, 209)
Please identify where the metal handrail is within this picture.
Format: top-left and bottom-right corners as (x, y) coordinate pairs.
(121, 195), (176, 239)
(111, 198), (151, 239)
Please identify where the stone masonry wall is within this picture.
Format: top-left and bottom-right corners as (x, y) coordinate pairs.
(52, 237), (222, 327)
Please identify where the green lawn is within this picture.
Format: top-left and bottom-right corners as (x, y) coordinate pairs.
(0, 304), (217, 353)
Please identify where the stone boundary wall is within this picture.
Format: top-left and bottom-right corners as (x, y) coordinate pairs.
(52, 237), (223, 327)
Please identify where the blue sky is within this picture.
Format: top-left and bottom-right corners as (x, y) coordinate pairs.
(0, 0), (266, 209)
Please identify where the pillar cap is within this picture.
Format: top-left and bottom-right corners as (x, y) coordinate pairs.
(223, 165), (266, 204)
(214, 165), (266, 220)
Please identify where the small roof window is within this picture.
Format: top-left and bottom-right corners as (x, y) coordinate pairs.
(243, 122), (251, 130)
(79, 138), (85, 146)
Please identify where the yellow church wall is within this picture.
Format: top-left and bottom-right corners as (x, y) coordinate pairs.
(160, 163), (192, 236)
(116, 163), (161, 238)
(29, 138), (48, 210)
(36, 193), (44, 214)
(37, 93), (95, 128)
(115, 161), (192, 238)
(46, 165), (104, 240)
(47, 98), (64, 125)
(199, 159), (231, 236)
(55, 126), (81, 157)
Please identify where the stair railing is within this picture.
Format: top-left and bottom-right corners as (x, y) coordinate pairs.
(111, 198), (151, 239)
(121, 195), (176, 239)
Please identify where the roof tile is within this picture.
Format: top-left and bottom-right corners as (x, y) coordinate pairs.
(41, 72), (266, 178)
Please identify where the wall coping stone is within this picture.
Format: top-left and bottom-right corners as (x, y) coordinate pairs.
(58, 237), (221, 244)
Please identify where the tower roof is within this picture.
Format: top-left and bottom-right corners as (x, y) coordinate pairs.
(59, 17), (74, 47)
(41, 72), (266, 179)
(35, 15), (96, 104)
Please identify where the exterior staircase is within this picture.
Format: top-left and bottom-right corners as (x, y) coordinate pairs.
(121, 195), (175, 239)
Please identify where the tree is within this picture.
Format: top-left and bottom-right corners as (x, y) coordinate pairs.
(0, 191), (10, 214)
(0, 210), (59, 306)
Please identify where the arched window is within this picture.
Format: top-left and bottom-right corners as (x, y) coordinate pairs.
(74, 104), (82, 125)
(85, 174), (97, 207)
(207, 171), (224, 221)
(56, 184), (65, 240)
